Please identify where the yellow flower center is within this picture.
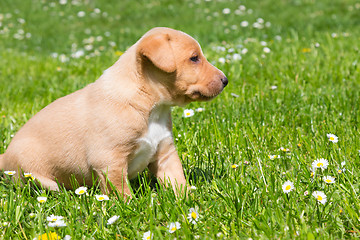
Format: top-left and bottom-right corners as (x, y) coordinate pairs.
(338, 170), (342, 173)
(146, 237), (151, 240)
(171, 227), (177, 231)
(326, 179), (331, 183)
(79, 190), (84, 194)
(39, 200), (45, 203)
(231, 165), (237, 169)
(330, 137), (334, 141)
(317, 196), (323, 201)
(317, 163), (323, 167)
(99, 197), (104, 200)
(285, 185), (291, 191)
(191, 212), (197, 219)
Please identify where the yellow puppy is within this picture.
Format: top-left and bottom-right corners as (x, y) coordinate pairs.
(0, 27), (228, 197)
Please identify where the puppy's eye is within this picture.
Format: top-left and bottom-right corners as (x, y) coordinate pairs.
(190, 56), (199, 62)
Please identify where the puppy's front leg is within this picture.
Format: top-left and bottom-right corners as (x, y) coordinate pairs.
(149, 138), (187, 195)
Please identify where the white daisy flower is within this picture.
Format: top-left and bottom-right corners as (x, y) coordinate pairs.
(107, 215), (120, 225)
(37, 196), (47, 203)
(48, 219), (67, 227)
(327, 133), (338, 143)
(312, 191), (327, 205)
(75, 186), (87, 195)
(24, 172), (35, 180)
(46, 215), (64, 222)
(4, 171), (16, 176)
(183, 109), (194, 118)
(95, 194), (109, 201)
(268, 155), (280, 160)
(187, 208), (199, 224)
(195, 107), (205, 112)
(263, 47), (271, 53)
(312, 158), (329, 170)
(168, 222), (181, 233)
(222, 8), (231, 14)
(304, 190), (309, 196)
(280, 147), (290, 152)
(143, 231), (152, 240)
(240, 21), (249, 27)
(77, 11), (85, 17)
(231, 164), (238, 169)
(190, 186), (197, 191)
(323, 176), (335, 184)
(282, 181), (294, 194)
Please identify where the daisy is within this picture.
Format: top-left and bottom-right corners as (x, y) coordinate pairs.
(304, 190), (309, 196)
(190, 186), (197, 191)
(282, 181), (294, 194)
(183, 109), (194, 118)
(47, 215), (64, 222)
(263, 47), (271, 53)
(107, 215), (120, 225)
(231, 164), (238, 169)
(24, 172), (35, 180)
(337, 168), (346, 174)
(195, 107), (205, 112)
(327, 133), (338, 143)
(187, 208), (199, 224)
(95, 194), (109, 201)
(75, 186), (87, 195)
(48, 219), (67, 227)
(268, 155), (280, 160)
(280, 147), (290, 152)
(143, 231), (152, 240)
(168, 222), (181, 233)
(37, 196), (47, 203)
(323, 176), (335, 184)
(4, 170), (16, 176)
(312, 191), (327, 205)
(312, 158), (329, 170)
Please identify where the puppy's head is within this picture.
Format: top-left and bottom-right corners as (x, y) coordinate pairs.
(137, 27), (228, 105)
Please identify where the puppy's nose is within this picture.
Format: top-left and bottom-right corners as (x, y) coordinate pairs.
(221, 77), (228, 87)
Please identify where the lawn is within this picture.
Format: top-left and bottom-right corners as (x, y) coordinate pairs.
(1, 0), (360, 239)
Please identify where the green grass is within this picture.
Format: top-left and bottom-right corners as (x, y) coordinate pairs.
(1, 0), (360, 239)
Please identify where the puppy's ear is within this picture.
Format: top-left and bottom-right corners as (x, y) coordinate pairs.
(138, 33), (176, 73)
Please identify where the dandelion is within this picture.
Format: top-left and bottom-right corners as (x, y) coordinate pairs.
(323, 176), (335, 184)
(48, 219), (67, 228)
(4, 170), (16, 176)
(75, 186), (87, 195)
(327, 133), (338, 143)
(47, 215), (64, 222)
(95, 194), (109, 201)
(183, 109), (194, 118)
(37, 196), (47, 203)
(107, 215), (120, 225)
(312, 158), (329, 170)
(38, 232), (60, 240)
(282, 180), (294, 194)
(143, 231), (152, 240)
(168, 222), (181, 233)
(312, 191), (327, 205)
(187, 208), (199, 224)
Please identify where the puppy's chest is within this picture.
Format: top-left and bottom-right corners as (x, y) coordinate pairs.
(128, 105), (172, 179)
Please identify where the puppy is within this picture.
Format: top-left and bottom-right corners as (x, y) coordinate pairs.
(0, 27), (227, 197)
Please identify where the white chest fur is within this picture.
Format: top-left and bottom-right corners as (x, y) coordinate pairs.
(128, 105), (172, 179)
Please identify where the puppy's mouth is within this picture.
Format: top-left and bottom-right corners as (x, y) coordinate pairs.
(187, 90), (220, 101)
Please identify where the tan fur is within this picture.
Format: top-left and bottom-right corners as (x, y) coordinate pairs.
(0, 27), (227, 197)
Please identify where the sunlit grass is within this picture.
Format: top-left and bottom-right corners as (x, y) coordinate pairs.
(1, 0), (360, 239)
